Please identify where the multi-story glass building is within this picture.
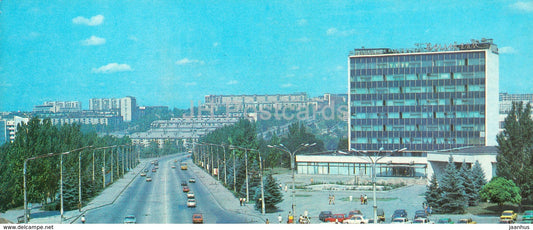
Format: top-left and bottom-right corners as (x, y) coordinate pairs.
(348, 39), (499, 152)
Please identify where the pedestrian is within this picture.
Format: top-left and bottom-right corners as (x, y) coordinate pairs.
(328, 194), (331, 205)
(332, 195), (335, 205)
(81, 215), (86, 224)
(360, 195), (364, 205)
(284, 185), (288, 192)
(364, 194), (368, 205)
(299, 215), (303, 224)
(266, 218), (269, 224)
(278, 214), (283, 223)
(304, 210), (309, 218)
(239, 198), (243, 206)
(243, 198), (246, 206)
(428, 205), (432, 216)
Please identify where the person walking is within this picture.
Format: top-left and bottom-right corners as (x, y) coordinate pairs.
(266, 218), (270, 224)
(332, 195), (335, 205)
(364, 194), (368, 205)
(360, 195), (364, 205)
(81, 215), (86, 224)
(278, 214), (283, 224)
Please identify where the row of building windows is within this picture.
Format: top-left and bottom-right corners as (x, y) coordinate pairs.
(351, 111), (485, 119)
(351, 97), (485, 107)
(352, 84), (485, 95)
(351, 72), (485, 82)
(296, 162), (427, 177)
(351, 124), (485, 132)
(352, 58), (485, 70)
(353, 136), (484, 145)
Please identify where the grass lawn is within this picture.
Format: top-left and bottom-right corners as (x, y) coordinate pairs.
(467, 202), (533, 216)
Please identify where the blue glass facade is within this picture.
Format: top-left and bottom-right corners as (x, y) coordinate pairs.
(349, 49), (497, 152)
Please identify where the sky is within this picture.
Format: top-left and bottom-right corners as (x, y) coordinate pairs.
(0, 0), (532, 111)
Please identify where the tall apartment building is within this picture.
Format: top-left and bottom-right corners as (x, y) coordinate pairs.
(3, 116), (30, 143)
(204, 93), (316, 111)
(348, 39), (499, 152)
(499, 93), (533, 132)
(33, 101), (82, 113)
(89, 96), (136, 122)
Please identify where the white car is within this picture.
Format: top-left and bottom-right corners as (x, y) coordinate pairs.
(412, 217), (433, 224)
(343, 215), (369, 224)
(187, 199), (196, 208)
(391, 217), (411, 224)
(187, 192), (195, 198)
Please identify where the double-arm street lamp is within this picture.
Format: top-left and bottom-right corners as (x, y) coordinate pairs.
(347, 147), (407, 224)
(267, 143), (316, 217)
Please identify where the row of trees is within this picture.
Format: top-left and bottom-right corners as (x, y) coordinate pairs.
(425, 157), (487, 214)
(0, 117), (132, 212)
(195, 119), (325, 212)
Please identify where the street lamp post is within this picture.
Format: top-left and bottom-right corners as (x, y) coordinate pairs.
(349, 147), (406, 224)
(268, 143), (316, 217)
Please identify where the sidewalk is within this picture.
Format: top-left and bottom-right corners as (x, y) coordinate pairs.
(1, 158), (150, 224)
(185, 158), (264, 223)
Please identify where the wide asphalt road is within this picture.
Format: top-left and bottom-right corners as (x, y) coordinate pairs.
(77, 154), (248, 224)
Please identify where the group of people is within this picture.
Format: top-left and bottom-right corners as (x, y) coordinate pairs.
(423, 203), (433, 216)
(360, 194), (368, 205)
(328, 194), (336, 205)
(239, 198), (247, 206)
(275, 210), (310, 224)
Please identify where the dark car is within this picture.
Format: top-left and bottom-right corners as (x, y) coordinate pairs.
(414, 210), (427, 219)
(437, 218), (454, 224)
(181, 182), (188, 186)
(319, 211), (332, 222)
(391, 209), (408, 219)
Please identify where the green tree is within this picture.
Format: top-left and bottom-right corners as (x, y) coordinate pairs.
(337, 137), (348, 151)
(254, 174), (283, 212)
(471, 160), (487, 205)
(480, 177), (522, 208)
(459, 161), (478, 206)
(496, 102), (533, 203)
(438, 156), (467, 214)
(425, 173), (441, 212)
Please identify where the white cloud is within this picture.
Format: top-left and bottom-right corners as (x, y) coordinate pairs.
(499, 46), (517, 54)
(72, 15), (104, 26)
(128, 35), (139, 42)
(185, 82), (197, 86)
(326, 28), (338, 35)
(81, 36), (106, 46)
(227, 80), (239, 85)
(297, 19), (308, 26)
(327, 27), (356, 36)
(176, 58), (205, 65)
(281, 83), (293, 88)
(511, 1), (533, 12)
(92, 63), (132, 74)
(213, 42), (220, 47)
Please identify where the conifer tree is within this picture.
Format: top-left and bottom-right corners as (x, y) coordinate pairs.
(254, 174), (283, 212)
(425, 173), (441, 212)
(471, 160), (487, 204)
(459, 161), (477, 206)
(438, 156), (467, 213)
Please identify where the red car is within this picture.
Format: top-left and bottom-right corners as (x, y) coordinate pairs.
(192, 213), (203, 224)
(324, 214), (347, 223)
(183, 186), (190, 192)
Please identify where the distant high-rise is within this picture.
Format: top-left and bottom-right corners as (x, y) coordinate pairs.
(89, 96), (137, 122)
(348, 39), (499, 152)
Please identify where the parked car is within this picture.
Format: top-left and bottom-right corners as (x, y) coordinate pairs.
(414, 210), (427, 219)
(192, 213), (203, 224)
(412, 217), (433, 224)
(391, 217), (410, 224)
(499, 219), (514, 224)
(183, 186), (190, 192)
(189, 178), (196, 183)
(457, 218), (476, 224)
(324, 214), (347, 223)
(187, 191), (195, 198)
(377, 208), (385, 222)
(501, 210), (517, 221)
(348, 210), (363, 218)
(181, 182), (188, 186)
(319, 211), (332, 222)
(523, 210), (533, 221)
(391, 209), (408, 219)
(145, 176), (152, 182)
(123, 215), (136, 224)
(437, 218), (454, 224)
(343, 215), (368, 224)
(187, 199), (196, 207)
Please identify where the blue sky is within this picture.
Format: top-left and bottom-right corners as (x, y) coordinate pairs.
(1, 0), (532, 111)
